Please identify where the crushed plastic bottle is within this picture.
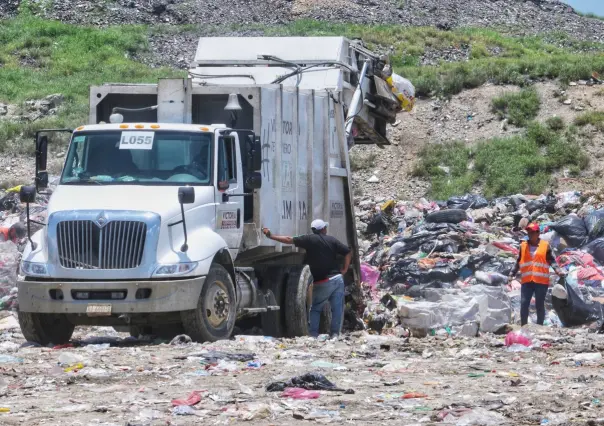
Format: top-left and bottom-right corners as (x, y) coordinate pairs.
(58, 352), (84, 366)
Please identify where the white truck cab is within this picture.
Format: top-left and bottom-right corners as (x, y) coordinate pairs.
(17, 37), (403, 344)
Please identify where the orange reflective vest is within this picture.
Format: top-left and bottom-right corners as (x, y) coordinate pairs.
(519, 240), (551, 285)
(0, 228), (9, 242)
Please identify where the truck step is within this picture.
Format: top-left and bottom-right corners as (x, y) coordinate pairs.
(242, 305), (281, 313)
(242, 308), (267, 313)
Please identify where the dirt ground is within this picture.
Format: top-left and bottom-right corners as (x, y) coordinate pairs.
(0, 317), (603, 425)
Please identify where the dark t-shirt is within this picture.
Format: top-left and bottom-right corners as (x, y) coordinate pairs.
(293, 233), (351, 282)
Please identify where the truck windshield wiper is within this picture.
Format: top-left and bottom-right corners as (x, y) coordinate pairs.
(63, 177), (106, 185)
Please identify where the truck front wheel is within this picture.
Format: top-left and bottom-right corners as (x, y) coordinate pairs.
(18, 312), (75, 345)
(181, 264), (236, 343)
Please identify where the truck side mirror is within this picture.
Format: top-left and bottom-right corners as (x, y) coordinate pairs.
(20, 185), (36, 204)
(247, 134), (262, 172)
(177, 187), (195, 252)
(178, 186), (195, 204)
(36, 135), (49, 189)
(20, 185), (37, 251)
(245, 171), (262, 191)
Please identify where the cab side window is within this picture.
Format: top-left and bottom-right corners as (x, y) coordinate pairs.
(218, 137), (237, 184)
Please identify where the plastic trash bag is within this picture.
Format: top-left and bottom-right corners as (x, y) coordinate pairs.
(384, 259), (420, 285)
(281, 388), (320, 399)
(504, 330), (532, 347)
(387, 73), (415, 112)
(584, 209), (604, 241)
(556, 191), (581, 208)
(475, 271), (508, 286)
(425, 209), (467, 224)
(398, 286), (510, 333)
(550, 215), (588, 248)
(526, 199), (544, 214)
(266, 373), (345, 392)
(446, 194), (488, 210)
(552, 280), (604, 328)
(360, 263), (380, 291)
(582, 238), (604, 263)
(419, 267), (458, 284)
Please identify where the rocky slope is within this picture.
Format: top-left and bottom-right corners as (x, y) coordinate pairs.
(3, 0), (601, 42)
(5, 1), (604, 70)
(352, 81), (604, 201)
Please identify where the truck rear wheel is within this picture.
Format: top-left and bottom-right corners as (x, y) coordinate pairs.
(18, 312), (75, 345)
(285, 265), (332, 337)
(181, 264), (236, 343)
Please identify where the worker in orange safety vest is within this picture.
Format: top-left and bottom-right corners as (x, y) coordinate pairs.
(509, 222), (566, 326)
(0, 222), (26, 244)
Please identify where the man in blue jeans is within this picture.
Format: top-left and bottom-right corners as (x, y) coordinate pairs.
(262, 219), (352, 337)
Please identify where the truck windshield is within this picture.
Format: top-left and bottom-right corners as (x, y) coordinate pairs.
(60, 130), (213, 185)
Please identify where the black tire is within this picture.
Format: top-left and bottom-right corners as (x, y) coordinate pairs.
(18, 312), (75, 345)
(425, 209), (467, 224)
(285, 265), (313, 337)
(180, 264), (236, 343)
(285, 265), (334, 337)
(256, 265), (288, 337)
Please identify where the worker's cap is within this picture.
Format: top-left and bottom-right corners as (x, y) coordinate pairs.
(526, 223), (540, 232)
(10, 222), (26, 238)
(311, 219), (328, 231)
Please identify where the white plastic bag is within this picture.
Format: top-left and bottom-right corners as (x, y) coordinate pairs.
(387, 73), (415, 112)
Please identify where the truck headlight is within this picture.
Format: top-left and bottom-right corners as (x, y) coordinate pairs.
(21, 262), (49, 277)
(153, 262), (198, 277)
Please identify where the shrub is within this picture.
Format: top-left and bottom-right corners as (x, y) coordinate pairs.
(545, 116), (565, 131)
(491, 88), (540, 127)
(574, 111), (604, 131)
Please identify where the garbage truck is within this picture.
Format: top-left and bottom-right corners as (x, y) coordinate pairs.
(17, 37), (404, 344)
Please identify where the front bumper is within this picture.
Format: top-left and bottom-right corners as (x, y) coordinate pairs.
(17, 277), (205, 314)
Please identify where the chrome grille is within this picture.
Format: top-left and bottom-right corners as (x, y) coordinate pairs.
(57, 220), (146, 269)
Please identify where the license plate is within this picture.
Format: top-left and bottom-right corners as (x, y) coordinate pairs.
(86, 304), (112, 317)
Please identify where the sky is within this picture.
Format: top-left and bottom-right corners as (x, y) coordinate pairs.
(563, 0), (604, 16)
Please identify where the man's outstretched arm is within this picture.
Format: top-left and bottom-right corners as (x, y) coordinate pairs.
(262, 228), (294, 245)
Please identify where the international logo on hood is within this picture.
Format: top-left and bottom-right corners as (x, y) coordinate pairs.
(95, 212), (108, 228)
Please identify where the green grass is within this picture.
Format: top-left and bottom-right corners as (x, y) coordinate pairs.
(415, 122), (589, 199)
(491, 88), (540, 127)
(574, 111), (604, 131)
(0, 15), (184, 152)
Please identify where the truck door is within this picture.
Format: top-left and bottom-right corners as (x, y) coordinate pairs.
(215, 132), (244, 257)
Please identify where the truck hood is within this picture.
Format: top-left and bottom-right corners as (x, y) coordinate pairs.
(48, 185), (215, 219)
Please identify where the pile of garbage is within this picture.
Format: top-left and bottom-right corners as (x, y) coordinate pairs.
(356, 191), (604, 336)
(0, 184), (52, 311)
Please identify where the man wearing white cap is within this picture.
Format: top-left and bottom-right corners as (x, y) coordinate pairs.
(262, 219), (352, 337)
